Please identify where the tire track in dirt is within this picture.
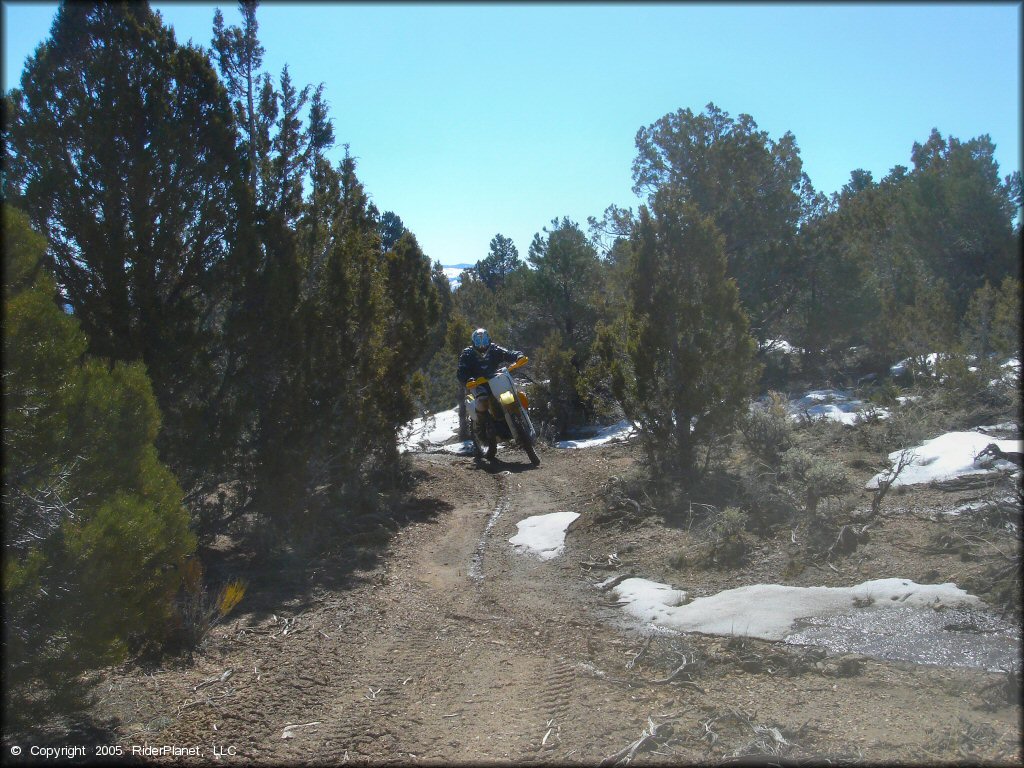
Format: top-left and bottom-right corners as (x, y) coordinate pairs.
(140, 451), (620, 764)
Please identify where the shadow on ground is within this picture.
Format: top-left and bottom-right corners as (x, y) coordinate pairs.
(193, 467), (455, 630)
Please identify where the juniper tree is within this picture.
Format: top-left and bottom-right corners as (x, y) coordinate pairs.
(212, 1), (270, 196)
(3, 207), (194, 727)
(906, 131), (1019, 318)
(303, 84), (336, 275)
(521, 218), (605, 427)
(619, 192), (760, 482)
(632, 103), (806, 339)
(5, 1), (248, 479)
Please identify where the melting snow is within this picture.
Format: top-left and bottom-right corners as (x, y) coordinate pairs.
(865, 431), (1022, 489)
(611, 577), (980, 641)
(398, 407), (462, 453)
(509, 512), (580, 560)
(399, 407), (636, 453)
(556, 420), (636, 449)
(786, 389), (889, 426)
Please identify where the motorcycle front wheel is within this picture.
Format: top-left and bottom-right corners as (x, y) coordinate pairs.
(509, 409), (541, 466)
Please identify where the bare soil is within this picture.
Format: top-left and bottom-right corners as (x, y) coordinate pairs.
(77, 441), (1022, 765)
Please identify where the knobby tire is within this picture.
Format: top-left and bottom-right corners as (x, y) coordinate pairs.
(510, 410), (541, 466)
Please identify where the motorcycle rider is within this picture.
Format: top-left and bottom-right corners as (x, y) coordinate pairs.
(457, 328), (525, 460)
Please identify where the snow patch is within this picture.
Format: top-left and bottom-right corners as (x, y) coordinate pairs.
(784, 389), (889, 426)
(509, 512), (580, 560)
(611, 577), (981, 641)
(556, 420), (636, 449)
(398, 407), (461, 452)
(760, 338), (801, 355)
(865, 431), (1022, 489)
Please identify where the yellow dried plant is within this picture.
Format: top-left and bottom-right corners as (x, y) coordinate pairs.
(216, 579), (246, 618)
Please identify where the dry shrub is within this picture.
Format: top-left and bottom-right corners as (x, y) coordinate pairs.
(174, 558), (247, 654)
(739, 391), (794, 469)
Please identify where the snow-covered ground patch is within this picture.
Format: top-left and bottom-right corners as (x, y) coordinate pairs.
(610, 581), (978, 638)
(556, 420), (636, 449)
(509, 512), (579, 560)
(975, 421), (1021, 437)
(865, 431), (1022, 489)
(611, 577), (980, 641)
(786, 389), (889, 426)
(398, 407), (461, 453)
(759, 338), (801, 355)
(890, 352), (943, 379)
(399, 407), (636, 453)
(609, 576), (1020, 670)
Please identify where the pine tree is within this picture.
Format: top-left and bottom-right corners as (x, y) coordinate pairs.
(476, 234), (523, 291)
(379, 211), (408, 252)
(3, 206), (195, 727)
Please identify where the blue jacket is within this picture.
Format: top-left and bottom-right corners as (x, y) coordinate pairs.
(457, 343), (523, 385)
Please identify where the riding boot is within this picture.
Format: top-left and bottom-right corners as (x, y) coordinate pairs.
(473, 417), (489, 459)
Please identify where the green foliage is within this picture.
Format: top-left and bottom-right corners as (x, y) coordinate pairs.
(526, 217), (602, 350)
(903, 130), (1018, 319)
(379, 211), (407, 252)
(212, 1), (269, 194)
(620, 193), (761, 482)
(529, 330), (579, 436)
(781, 447), (852, 516)
(3, 206), (194, 727)
(632, 103), (806, 337)
(5, 1), (250, 480)
(891, 277), (958, 376)
(784, 130), (1020, 376)
(785, 196), (876, 367)
(476, 233), (523, 291)
(991, 276), (1021, 358)
(961, 281), (1000, 359)
(739, 392), (794, 469)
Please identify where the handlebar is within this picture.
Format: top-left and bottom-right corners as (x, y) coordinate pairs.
(465, 356), (528, 390)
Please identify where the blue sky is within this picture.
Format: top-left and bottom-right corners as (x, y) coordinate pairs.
(3, 2), (1021, 267)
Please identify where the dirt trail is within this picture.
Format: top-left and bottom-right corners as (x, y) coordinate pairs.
(94, 445), (1021, 765)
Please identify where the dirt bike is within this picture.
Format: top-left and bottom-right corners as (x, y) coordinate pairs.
(465, 356), (541, 466)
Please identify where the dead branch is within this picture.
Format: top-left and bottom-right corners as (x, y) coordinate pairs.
(193, 669), (233, 691)
(868, 449), (916, 520)
(597, 572), (635, 593)
(281, 722), (321, 739)
(581, 553), (628, 570)
(601, 717), (664, 766)
(649, 663), (706, 692)
(625, 635), (653, 670)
